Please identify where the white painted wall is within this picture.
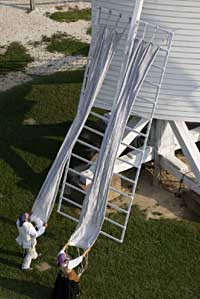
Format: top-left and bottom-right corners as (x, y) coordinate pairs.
(92, 0), (200, 122)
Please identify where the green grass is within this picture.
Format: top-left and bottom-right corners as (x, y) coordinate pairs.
(1, 70), (200, 299)
(42, 33), (89, 56)
(49, 8), (91, 23)
(0, 42), (33, 75)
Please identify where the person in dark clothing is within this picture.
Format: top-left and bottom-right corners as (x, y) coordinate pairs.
(52, 271), (80, 299)
(52, 246), (91, 299)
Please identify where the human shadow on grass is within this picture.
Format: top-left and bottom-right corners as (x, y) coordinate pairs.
(0, 215), (16, 226)
(0, 70), (84, 194)
(0, 124), (70, 194)
(0, 247), (22, 258)
(0, 256), (21, 269)
(0, 277), (51, 299)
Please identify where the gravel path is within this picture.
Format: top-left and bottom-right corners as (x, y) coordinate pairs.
(0, 0), (91, 91)
(0, 0), (91, 45)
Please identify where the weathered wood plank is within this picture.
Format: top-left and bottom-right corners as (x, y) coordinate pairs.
(160, 154), (200, 195)
(169, 121), (200, 181)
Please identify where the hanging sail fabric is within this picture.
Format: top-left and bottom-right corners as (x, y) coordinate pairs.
(31, 22), (122, 223)
(68, 38), (160, 249)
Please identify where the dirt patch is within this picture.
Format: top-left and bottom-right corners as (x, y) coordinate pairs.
(134, 166), (199, 221)
(35, 262), (51, 272)
(23, 118), (37, 125)
(105, 162), (200, 222)
(63, 157), (200, 222)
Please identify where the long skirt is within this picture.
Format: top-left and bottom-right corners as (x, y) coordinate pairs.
(52, 273), (80, 299)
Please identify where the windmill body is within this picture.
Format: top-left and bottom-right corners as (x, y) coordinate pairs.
(89, 0), (200, 202)
(93, 0), (200, 122)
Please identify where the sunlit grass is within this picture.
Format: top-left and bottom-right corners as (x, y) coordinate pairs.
(49, 8), (91, 23)
(42, 33), (89, 56)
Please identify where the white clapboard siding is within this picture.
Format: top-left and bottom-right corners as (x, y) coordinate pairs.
(92, 0), (200, 122)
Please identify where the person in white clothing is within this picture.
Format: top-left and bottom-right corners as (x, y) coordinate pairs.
(16, 212), (47, 271)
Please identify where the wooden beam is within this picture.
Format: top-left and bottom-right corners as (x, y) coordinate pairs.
(81, 146), (153, 185)
(169, 121), (200, 181)
(153, 120), (176, 184)
(160, 154), (200, 195)
(117, 118), (148, 157)
(30, 0), (35, 11)
(114, 146), (153, 173)
(127, 0), (145, 54)
(174, 125), (200, 150)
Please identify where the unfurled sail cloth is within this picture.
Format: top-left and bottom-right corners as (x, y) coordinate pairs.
(68, 39), (160, 249)
(31, 25), (122, 223)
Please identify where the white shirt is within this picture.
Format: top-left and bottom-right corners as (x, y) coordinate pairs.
(58, 250), (83, 270)
(30, 215), (43, 229)
(16, 220), (45, 249)
(68, 256), (83, 270)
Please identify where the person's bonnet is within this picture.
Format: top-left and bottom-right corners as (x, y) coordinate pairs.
(19, 213), (26, 227)
(57, 251), (70, 268)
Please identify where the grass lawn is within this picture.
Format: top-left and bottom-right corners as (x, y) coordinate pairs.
(0, 42), (33, 75)
(42, 33), (89, 56)
(1, 70), (200, 299)
(49, 8), (91, 23)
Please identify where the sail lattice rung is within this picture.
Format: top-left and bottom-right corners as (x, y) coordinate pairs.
(104, 217), (125, 229)
(60, 197), (127, 231)
(58, 210), (79, 223)
(144, 79), (160, 89)
(137, 96), (155, 104)
(113, 172), (136, 185)
(125, 125), (147, 137)
(67, 168), (93, 181)
(71, 153), (95, 166)
(119, 143), (145, 154)
(107, 202), (128, 214)
(76, 139), (100, 152)
(62, 196), (82, 209)
(109, 186), (132, 199)
(83, 125), (104, 137)
(65, 183), (86, 195)
(90, 111), (109, 123)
